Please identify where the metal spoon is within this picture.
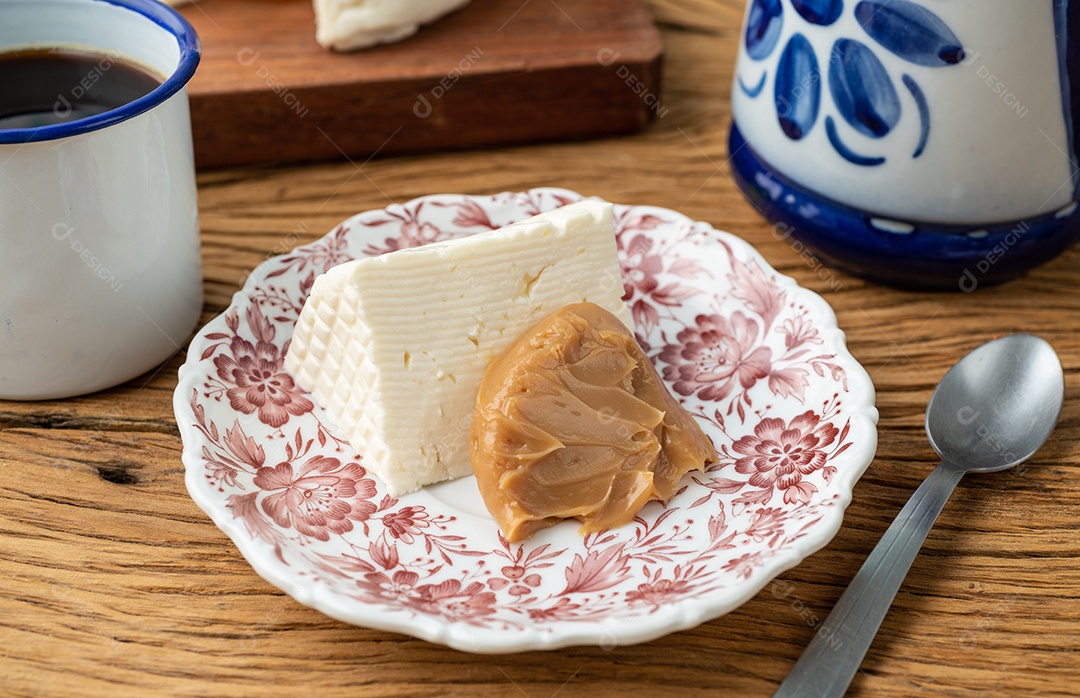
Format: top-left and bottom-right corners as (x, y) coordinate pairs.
(774, 334), (1064, 698)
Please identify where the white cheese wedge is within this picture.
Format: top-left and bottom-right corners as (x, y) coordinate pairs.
(285, 201), (633, 496)
(313, 0), (472, 52)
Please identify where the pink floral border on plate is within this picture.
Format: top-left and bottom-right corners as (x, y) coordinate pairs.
(174, 188), (878, 653)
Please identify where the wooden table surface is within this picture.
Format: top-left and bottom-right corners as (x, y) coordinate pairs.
(3, 1), (1078, 696)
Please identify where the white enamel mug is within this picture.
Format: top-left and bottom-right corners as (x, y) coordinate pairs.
(0, 0), (201, 399)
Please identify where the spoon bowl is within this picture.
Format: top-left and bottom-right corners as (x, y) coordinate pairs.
(926, 334), (1065, 472)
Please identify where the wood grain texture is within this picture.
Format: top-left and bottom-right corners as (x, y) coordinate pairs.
(180, 0), (663, 168)
(2, 0), (1079, 695)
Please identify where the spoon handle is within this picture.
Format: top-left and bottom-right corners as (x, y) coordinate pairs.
(773, 462), (965, 698)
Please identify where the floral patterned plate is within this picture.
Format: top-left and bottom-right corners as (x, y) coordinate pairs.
(175, 188), (877, 653)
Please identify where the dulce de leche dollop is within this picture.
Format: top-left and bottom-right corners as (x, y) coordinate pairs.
(469, 302), (718, 542)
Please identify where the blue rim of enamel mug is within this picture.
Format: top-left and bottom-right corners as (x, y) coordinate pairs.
(0, 0), (201, 144)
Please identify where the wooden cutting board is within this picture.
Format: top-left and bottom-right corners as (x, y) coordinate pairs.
(178, 0), (664, 168)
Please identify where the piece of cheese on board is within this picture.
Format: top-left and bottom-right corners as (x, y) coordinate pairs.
(161, 1), (470, 52)
(313, 0), (473, 51)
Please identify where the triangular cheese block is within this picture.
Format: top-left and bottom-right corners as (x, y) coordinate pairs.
(285, 201), (632, 495)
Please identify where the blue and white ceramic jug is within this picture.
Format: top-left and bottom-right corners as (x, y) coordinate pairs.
(730, 0), (1079, 289)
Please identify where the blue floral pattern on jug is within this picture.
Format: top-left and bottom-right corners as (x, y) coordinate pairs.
(742, 0), (964, 165)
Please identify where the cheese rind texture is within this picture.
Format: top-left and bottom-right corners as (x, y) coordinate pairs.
(285, 201), (633, 495)
(313, 0), (473, 51)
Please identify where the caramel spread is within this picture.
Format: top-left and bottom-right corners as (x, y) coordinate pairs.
(470, 302), (718, 542)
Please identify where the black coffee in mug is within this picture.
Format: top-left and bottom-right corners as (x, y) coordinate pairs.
(0, 48), (163, 129)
